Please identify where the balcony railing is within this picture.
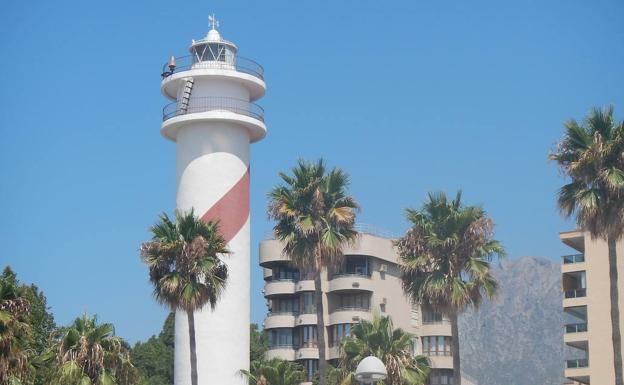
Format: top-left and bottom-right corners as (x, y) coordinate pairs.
(268, 344), (294, 350)
(565, 288), (587, 299)
(161, 55), (264, 80)
(331, 272), (371, 279)
(268, 310), (299, 317)
(423, 350), (452, 357)
(562, 254), (585, 264)
(332, 306), (371, 313)
(565, 323), (588, 333)
(162, 97), (264, 122)
(422, 318), (451, 325)
(566, 358), (589, 368)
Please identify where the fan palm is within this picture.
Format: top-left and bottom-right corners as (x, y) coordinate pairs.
(550, 105), (624, 385)
(268, 159), (359, 385)
(50, 314), (141, 385)
(396, 191), (505, 385)
(335, 315), (429, 385)
(140, 210), (229, 385)
(240, 359), (306, 385)
(0, 275), (31, 385)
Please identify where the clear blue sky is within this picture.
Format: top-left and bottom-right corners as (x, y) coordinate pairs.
(1, 0), (622, 343)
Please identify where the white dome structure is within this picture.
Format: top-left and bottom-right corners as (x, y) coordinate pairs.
(355, 356), (387, 383)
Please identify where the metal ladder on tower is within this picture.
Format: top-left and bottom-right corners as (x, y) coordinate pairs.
(178, 77), (194, 115)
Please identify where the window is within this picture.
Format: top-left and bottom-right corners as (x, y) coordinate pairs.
(422, 308), (445, 324)
(297, 326), (317, 348)
(337, 255), (370, 276)
(300, 292), (316, 314)
(422, 336), (452, 356)
(272, 265), (299, 281)
(330, 324), (353, 346)
(300, 359), (318, 381)
(268, 328), (293, 348)
(428, 369), (454, 385)
(338, 294), (370, 310)
(275, 297), (299, 314)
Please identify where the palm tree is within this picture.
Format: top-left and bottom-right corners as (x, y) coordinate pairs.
(335, 315), (429, 385)
(240, 359), (306, 385)
(140, 210), (229, 385)
(268, 159), (359, 385)
(0, 271), (31, 385)
(50, 314), (141, 385)
(550, 105), (624, 385)
(396, 191), (505, 385)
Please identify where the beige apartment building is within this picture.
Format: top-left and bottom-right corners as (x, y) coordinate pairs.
(260, 229), (473, 385)
(560, 230), (624, 385)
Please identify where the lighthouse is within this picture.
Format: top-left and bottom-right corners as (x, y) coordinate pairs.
(160, 16), (266, 385)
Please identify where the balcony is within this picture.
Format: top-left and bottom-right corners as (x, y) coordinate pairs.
(162, 55), (264, 81)
(265, 311), (296, 329)
(163, 97), (264, 122)
(566, 359), (588, 369)
(565, 288), (586, 299)
(328, 274), (373, 293)
(265, 345), (296, 361)
(160, 54), (265, 101)
(565, 323), (588, 333)
(328, 307), (371, 325)
(563, 254), (585, 264)
(160, 96), (266, 142)
(420, 320), (452, 337)
(264, 280), (296, 297)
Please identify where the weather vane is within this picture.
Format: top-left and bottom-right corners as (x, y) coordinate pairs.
(209, 14), (219, 30)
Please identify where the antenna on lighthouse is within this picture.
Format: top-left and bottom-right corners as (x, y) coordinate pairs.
(209, 14), (219, 30)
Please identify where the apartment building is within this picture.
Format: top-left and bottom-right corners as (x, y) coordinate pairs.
(560, 230), (624, 384)
(259, 230), (460, 385)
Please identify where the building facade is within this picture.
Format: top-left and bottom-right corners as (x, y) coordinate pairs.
(259, 231), (459, 385)
(560, 230), (624, 384)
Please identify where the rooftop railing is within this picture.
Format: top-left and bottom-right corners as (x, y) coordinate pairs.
(162, 96), (264, 122)
(161, 55), (264, 80)
(565, 322), (588, 333)
(566, 358), (589, 369)
(565, 288), (587, 299)
(562, 254), (585, 264)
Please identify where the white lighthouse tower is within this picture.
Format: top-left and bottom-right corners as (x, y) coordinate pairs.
(160, 16), (266, 385)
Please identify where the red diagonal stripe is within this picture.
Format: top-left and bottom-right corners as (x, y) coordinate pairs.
(201, 168), (250, 242)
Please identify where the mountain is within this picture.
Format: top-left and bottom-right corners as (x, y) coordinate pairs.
(459, 256), (565, 385)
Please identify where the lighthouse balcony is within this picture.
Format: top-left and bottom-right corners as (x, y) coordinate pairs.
(160, 55), (265, 101)
(161, 96), (266, 142)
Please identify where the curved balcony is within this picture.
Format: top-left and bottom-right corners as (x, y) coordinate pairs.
(264, 312), (296, 329)
(427, 355), (453, 369)
(264, 280), (296, 297)
(161, 55), (265, 101)
(295, 312), (317, 326)
(160, 96), (266, 142)
(328, 274), (373, 293)
(328, 307), (372, 325)
(295, 279), (315, 292)
(259, 240), (290, 267)
(420, 321), (452, 337)
(265, 346), (296, 361)
(296, 347), (319, 360)
(327, 346), (341, 360)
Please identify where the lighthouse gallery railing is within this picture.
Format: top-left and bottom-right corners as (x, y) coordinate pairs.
(162, 96), (265, 122)
(161, 55), (264, 81)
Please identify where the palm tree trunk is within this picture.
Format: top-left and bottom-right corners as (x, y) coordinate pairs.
(608, 237), (623, 385)
(188, 311), (199, 385)
(315, 270), (327, 385)
(450, 312), (461, 385)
